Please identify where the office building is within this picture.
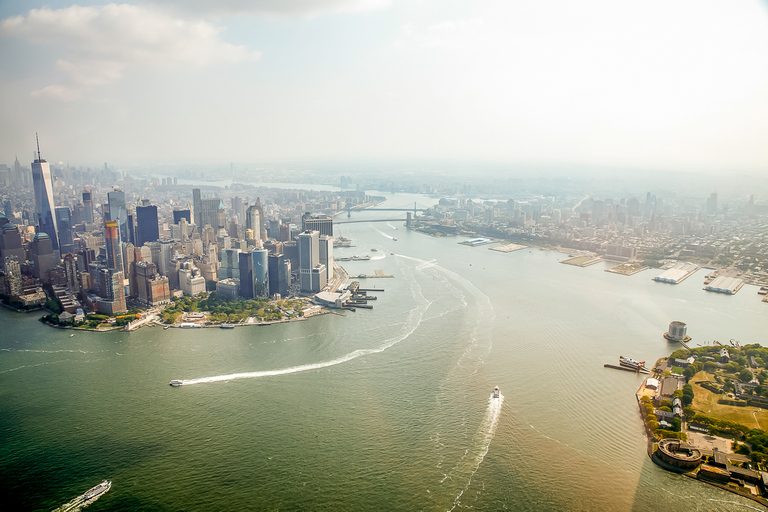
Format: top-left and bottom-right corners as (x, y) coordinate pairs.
(192, 188), (202, 228)
(246, 204), (262, 245)
(173, 208), (191, 224)
(32, 140), (59, 251)
(298, 230), (324, 293)
(107, 189), (128, 243)
(216, 278), (240, 299)
(104, 220), (123, 273)
(219, 248), (241, 280)
(0, 224), (25, 270)
(30, 233), (57, 282)
(238, 249), (269, 298)
(136, 205), (160, 247)
(301, 212), (333, 237)
(179, 261), (206, 297)
(55, 206), (74, 254)
(319, 235), (334, 283)
(135, 261), (170, 305)
(82, 188), (94, 224)
(268, 253), (289, 297)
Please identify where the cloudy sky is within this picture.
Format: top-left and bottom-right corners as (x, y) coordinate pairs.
(1, 0), (767, 174)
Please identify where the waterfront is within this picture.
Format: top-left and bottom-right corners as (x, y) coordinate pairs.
(2, 193), (768, 511)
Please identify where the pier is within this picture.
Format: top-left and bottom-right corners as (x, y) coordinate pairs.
(604, 364), (650, 374)
(356, 270), (393, 278)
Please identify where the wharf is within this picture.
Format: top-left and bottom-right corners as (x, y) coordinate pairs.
(358, 288), (384, 292)
(356, 270), (394, 278)
(561, 255), (602, 267)
(604, 363), (650, 374)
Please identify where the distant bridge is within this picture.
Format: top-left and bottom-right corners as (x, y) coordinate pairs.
(350, 207), (428, 212)
(334, 218), (407, 224)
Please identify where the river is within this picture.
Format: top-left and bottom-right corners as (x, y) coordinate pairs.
(2, 192), (767, 511)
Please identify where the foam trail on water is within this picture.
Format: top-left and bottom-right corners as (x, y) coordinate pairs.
(374, 227), (394, 240)
(182, 260), (429, 386)
(446, 394), (504, 512)
(387, 223), (397, 230)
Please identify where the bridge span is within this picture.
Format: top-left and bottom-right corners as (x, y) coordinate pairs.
(334, 218), (407, 224)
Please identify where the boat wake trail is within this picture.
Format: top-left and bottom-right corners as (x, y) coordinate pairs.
(446, 394), (504, 511)
(374, 227), (394, 240)
(181, 262), (430, 386)
(51, 486), (110, 512)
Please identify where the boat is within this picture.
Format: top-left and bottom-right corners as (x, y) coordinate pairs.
(69, 334), (74, 337)
(759, 286), (768, 295)
(619, 356), (647, 371)
(164, 325), (170, 330)
(393, 238), (397, 241)
(371, 248), (378, 252)
(170, 380), (183, 387)
(491, 386), (500, 399)
(82, 480), (111, 501)
(220, 323), (235, 329)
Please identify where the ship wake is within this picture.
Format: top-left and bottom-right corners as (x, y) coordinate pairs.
(445, 394), (504, 511)
(51, 490), (108, 512)
(181, 260), (430, 386)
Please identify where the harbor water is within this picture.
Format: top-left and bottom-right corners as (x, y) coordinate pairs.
(2, 192), (768, 511)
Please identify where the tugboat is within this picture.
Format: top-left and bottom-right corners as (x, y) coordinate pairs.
(82, 480), (111, 501)
(170, 380), (183, 387)
(491, 386), (500, 399)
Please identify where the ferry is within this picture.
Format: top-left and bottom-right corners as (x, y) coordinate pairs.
(170, 380), (183, 387)
(619, 356), (647, 371)
(82, 480), (111, 501)
(491, 386), (500, 399)
(220, 323), (235, 329)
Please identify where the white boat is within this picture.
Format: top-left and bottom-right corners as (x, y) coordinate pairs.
(69, 334), (74, 337)
(491, 386), (500, 399)
(170, 380), (183, 387)
(619, 356), (647, 371)
(82, 480), (111, 501)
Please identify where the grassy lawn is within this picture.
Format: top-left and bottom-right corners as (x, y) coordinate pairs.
(690, 371), (768, 430)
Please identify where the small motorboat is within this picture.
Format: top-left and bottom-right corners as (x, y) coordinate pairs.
(492, 386), (500, 399)
(170, 380), (183, 387)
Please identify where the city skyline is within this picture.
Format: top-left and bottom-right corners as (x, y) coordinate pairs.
(1, 0), (767, 175)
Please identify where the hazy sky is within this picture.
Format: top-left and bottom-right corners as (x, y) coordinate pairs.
(1, 0), (767, 174)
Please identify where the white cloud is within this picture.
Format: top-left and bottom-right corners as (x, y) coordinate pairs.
(0, 3), (260, 100)
(395, 18), (485, 50)
(151, 0), (391, 17)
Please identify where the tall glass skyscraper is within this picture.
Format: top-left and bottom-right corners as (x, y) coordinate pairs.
(107, 190), (127, 243)
(31, 140), (58, 251)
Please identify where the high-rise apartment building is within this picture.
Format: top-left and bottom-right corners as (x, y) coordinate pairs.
(31, 139), (58, 251)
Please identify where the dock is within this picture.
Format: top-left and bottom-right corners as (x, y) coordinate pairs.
(356, 270), (393, 278)
(653, 262), (700, 284)
(604, 363), (650, 374)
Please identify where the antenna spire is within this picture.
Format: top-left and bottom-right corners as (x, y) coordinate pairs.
(35, 133), (41, 162)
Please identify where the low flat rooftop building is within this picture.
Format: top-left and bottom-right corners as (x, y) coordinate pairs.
(653, 262), (699, 284)
(705, 276), (745, 295)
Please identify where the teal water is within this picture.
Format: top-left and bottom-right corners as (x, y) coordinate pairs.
(2, 193), (767, 511)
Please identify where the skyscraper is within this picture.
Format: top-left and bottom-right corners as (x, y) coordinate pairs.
(104, 220), (123, 273)
(298, 230), (321, 293)
(246, 205), (261, 244)
(55, 206), (74, 254)
(135, 205), (160, 247)
(192, 188), (202, 229)
(301, 212), (334, 237)
(82, 188), (94, 224)
(107, 190), (127, 242)
(31, 136), (58, 251)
